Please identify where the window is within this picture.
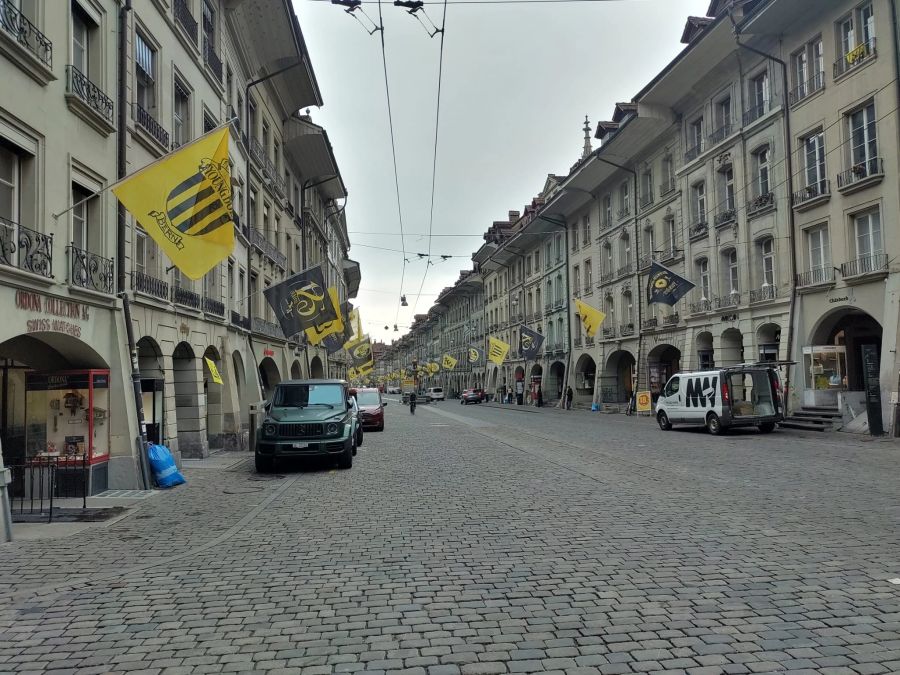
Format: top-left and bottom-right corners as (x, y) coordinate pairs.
(750, 71), (770, 118)
(807, 224), (830, 272)
(794, 44), (809, 95)
(0, 143), (19, 225)
(203, 112), (216, 134)
(72, 2), (91, 76)
(623, 291), (633, 325)
(556, 274), (562, 303)
(545, 242), (552, 269)
(71, 183), (93, 251)
(135, 33), (156, 114)
(692, 181), (706, 223)
(620, 233), (631, 268)
(571, 224), (577, 251)
(723, 249), (739, 293)
(640, 169), (653, 205)
(754, 147), (770, 196)
(619, 182), (629, 216)
(714, 96), (731, 137)
(853, 209), (882, 261)
(534, 249), (540, 272)
(642, 225), (654, 264)
(605, 295), (615, 321)
(848, 102), (877, 169)
(173, 79), (191, 147)
(525, 256), (531, 276)
(248, 188), (257, 229)
(203, 263), (219, 300)
(803, 131), (826, 190)
(665, 217), (677, 255)
(697, 258), (710, 299)
(227, 261), (234, 309)
(582, 215), (590, 244)
(555, 235), (562, 261)
(760, 237), (775, 286)
(661, 156), (674, 192)
(248, 98), (257, 139)
(792, 37), (824, 101)
(604, 243), (613, 275)
(546, 280), (552, 307)
(719, 166), (735, 212)
(603, 194), (612, 226)
(584, 259), (592, 289)
(574, 314), (582, 342)
(202, 0), (216, 49)
(688, 118), (703, 154)
(262, 121), (270, 156)
(135, 228), (147, 276)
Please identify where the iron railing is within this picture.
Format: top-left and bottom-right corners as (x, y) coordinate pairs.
(172, 284), (201, 309)
(133, 103), (170, 149)
(619, 324), (635, 336)
(616, 262), (633, 277)
(662, 313), (679, 325)
(659, 177), (676, 196)
(837, 157), (883, 190)
(574, 337), (582, 348)
(714, 292), (740, 309)
(0, 0), (52, 67)
(835, 38), (876, 78)
(743, 98), (773, 126)
(250, 137), (267, 168)
(709, 122), (732, 145)
(66, 65), (114, 126)
(231, 310), (251, 330)
(642, 317), (658, 330)
(685, 142), (703, 162)
(689, 298), (712, 313)
(796, 267), (835, 287)
(637, 253), (652, 270)
(203, 295), (225, 316)
(747, 191), (775, 215)
(8, 455), (88, 522)
(750, 285), (777, 303)
(203, 37), (223, 81)
(616, 205), (630, 219)
(841, 253), (888, 278)
(689, 219), (708, 240)
(714, 207), (737, 227)
(585, 336), (594, 346)
(602, 326), (617, 339)
(253, 316), (284, 339)
(789, 70), (825, 105)
(0, 218), (53, 277)
(174, 0), (198, 42)
(599, 385), (622, 403)
(639, 191), (654, 209)
(250, 229), (287, 269)
(131, 270), (169, 300)
(68, 244), (114, 294)
(793, 180), (830, 207)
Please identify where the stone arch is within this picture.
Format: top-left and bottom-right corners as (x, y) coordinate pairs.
(309, 355), (325, 379)
(756, 322), (781, 362)
(202, 346), (223, 451)
(696, 331), (714, 369)
(548, 361), (565, 401)
(602, 350), (635, 403)
(259, 357), (281, 400)
(719, 328), (744, 366)
(574, 353), (596, 399)
(809, 307), (882, 392)
(290, 360), (302, 379)
(648, 343), (681, 399)
(173, 341), (207, 458)
(231, 349), (252, 427)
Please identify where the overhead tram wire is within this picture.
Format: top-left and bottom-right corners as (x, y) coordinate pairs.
(314, 0), (648, 5)
(411, 0), (450, 314)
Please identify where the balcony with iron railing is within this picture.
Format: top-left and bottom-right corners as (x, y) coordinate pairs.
(585, 336), (594, 346)
(637, 253), (652, 271)
(574, 337), (582, 348)
(747, 191), (775, 216)
(639, 190), (654, 209)
(662, 312), (679, 325)
(749, 284), (777, 303)
(689, 215), (709, 241)
(230, 311), (249, 330)
(642, 317), (658, 330)
(795, 266), (835, 288)
(0, 0), (53, 68)
(834, 38), (876, 79)
(709, 122), (732, 146)
(249, 137), (267, 169)
(131, 270), (169, 300)
(0, 217), (53, 278)
(572, 288), (581, 298)
(685, 142), (703, 163)
(659, 176), (676, 197)
(714, 205), (737, 227)
(602, 326), (617, 339)
(619, 323), (635, 337)
(689, 298), (712, 313)
(65, 65), (114, 131)
(616, 262), (633, 278)
(133, 103), (170, 150)
(172, 284), (201, 310)
(743, 97), (775, 126)
(714, 292), (740, 309)
(202, 36), (223, 82)
(793, 180), (830, 210)
(840, 253), (889, 279)
(789, 70), (825, 106)
(67, 244), (114, 294)
(250, 229), (287, 270)
(252, 316), (284, 339)
(202, 295), (225, 317)
(554, 298), (565, 309)
(837, 156), (884, 193)
(599, 270), (614, 284)
(616, 205), (631, 220)
(174, 0), (198, 42)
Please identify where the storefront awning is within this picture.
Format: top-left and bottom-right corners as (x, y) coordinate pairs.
(284, 117), (347, 200)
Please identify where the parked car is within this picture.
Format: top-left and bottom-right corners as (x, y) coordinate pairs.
(472, 388), (487, 402)
(255, 379), (360, 472)
(355, 387), (386, 431)
(425, 387), (445, 402)
(655, 364), (784, 435)
(460, 389), (482, 405)
(387, 386), (402, 394)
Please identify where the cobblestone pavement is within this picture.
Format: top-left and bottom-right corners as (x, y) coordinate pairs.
(1, 403), (899, 674)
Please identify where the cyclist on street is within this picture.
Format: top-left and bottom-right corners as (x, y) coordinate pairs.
(409, 391), (417, 414)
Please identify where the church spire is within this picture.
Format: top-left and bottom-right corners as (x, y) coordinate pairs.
(582, 115), (592, 159)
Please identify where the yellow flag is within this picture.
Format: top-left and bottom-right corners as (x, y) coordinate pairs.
(305, 287), (344, 345)
(442, 354), (458, 370)
(113, 127), (233, 280)
(204, 357), (223, 384)
(343, 309), (363, 349)
(488, 337), (510, 365)
(574, 298), (606, 338)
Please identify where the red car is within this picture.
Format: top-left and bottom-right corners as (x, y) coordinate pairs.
(355, 387), (386, 431)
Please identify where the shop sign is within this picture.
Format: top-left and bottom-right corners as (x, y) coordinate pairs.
(27, 372), (109, 390)
(263, 348), (275, 357)
(862, 344), (883, 436)
(636, 391), (652, 412)
(15, 290), (90, 338)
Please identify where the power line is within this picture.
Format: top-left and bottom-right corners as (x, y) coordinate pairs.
(349, 230), (484, 237)
(353, 242), (468, 257)
(314, 0), (647, 4)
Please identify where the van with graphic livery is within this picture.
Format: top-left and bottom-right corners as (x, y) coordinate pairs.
(655, 364), (785, 435)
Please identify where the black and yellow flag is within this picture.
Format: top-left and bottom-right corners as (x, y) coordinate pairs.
(442, 354), (458, 370)
(488, 337), (510, 366)
(574, 298), (606, 339)
(468, 346), (484, 365)
(113, 127), (234, 279)
(263, 265), (338, 339)
(305, 287), (344, 346)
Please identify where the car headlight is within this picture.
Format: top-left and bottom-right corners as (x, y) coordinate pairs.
(262, 422), (278, 438)
(326, 422), (340, 436)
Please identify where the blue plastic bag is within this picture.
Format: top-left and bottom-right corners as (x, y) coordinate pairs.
(147, 444), (186, 488)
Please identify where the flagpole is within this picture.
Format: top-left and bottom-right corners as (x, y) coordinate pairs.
(50, 118), (239, 221)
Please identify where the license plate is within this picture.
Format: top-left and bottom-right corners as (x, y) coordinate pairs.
(292, 442), (308, 450)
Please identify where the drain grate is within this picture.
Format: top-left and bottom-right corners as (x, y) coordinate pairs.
(93, 490), (159, 500)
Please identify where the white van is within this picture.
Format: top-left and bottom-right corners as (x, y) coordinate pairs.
(655, 364), (784, 435)
(425, 387), (445, 402)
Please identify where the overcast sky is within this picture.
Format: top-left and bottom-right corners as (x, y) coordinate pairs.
(292, 0), (712, 345)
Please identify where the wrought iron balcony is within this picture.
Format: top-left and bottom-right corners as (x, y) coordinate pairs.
(585, 336), (594, 346)
(616, 205), (630, 220)
(637, 253), (652, 271)
(793, 180), (830, 208)
(689, 217), (708, 241)
(203, 295), (225, 316)
(554, 299), (564, 309)
(749, 284), (777, 303)
(602, 326), (617, 339)
(837, 157), (884, 191)
(659, 177), (676, 197)
(599, 219), (612, 232)
(639, 191), (654, 209)
(172, 284), (201, 310)
(252, 316), (284, 339)
(573, 288), (581, 298)
(544, 303), (553, 312)
(660, 245), (679, 262)
(714, 206), (737, 227)
(250, 137), (267, 168)
(689, 298), (712, 313)
(133, 103), (170, 149)
(68, 245), (113, 294)
(131, 270), (169, 300)
(662, 312), (679, 325)
(600, 270), (614, 284)
(0, 218), (52, 278)
(0, 0), (52, 67)
(231, 310), (251, 330)
(685, 142), (703, 163)
(619, 323), (635, 337)
(796, 267), (835, 287)
(534, 308), (542, 319)
(841, 253), (888, 278)
(709, 122), (732, 145)
(789, 70), (825, 105)
(573, 337), (582, 348)
(642, 317), (658, 330)
(250, 229), (287, 270)
(714, 292), (740, 309)
(747, 191), (775, 216)
(174, 0), (198, 42)
(742, 98), (773, 126)
(834, 38), (876, 78)
(203, 37), (223, 81)
(616, 262), (633, 277)
(65, 65), (114, 127)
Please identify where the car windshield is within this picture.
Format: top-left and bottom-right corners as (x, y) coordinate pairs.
(273, 384), (345, 408)
(356, 391), (381, 406)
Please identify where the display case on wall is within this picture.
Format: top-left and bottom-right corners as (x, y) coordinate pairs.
(23, 370), (111, 496)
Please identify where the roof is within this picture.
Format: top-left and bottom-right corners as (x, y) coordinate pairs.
(681, 16), (713, 44)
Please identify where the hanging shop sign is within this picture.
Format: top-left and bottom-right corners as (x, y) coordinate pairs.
(15, 290), (91, 338)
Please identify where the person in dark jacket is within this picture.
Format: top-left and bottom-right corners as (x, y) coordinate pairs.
(565, 386), (573, 410)
(536, 385), (543, 408)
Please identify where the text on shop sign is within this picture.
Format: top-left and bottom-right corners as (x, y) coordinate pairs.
(16, 290), (90, 338)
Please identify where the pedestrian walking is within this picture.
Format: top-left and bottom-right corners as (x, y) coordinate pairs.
(536, 385), (543, 408)
(565, 386), (573, 410)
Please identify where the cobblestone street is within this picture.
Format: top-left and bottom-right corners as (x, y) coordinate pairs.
(2, 403), (900, 674)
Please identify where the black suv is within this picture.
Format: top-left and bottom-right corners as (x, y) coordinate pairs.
(255, 379), (360, 472)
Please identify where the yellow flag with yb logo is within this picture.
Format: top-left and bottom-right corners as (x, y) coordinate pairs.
(113, 127), (234, 280)
(574, 298), (606, 338)
(442, 354), (458, 370)
(487, 337), (510, 365)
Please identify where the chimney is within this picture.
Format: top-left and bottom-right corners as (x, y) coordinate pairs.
(508, 210), (520, 222)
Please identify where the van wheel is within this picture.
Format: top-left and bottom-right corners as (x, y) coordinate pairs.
(657, 411), (672, 431)
(706, 413), (723, 435)
(758, 422), (776, 433)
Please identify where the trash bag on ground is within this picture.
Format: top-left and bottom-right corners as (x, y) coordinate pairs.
(147, 444), (186, 488)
